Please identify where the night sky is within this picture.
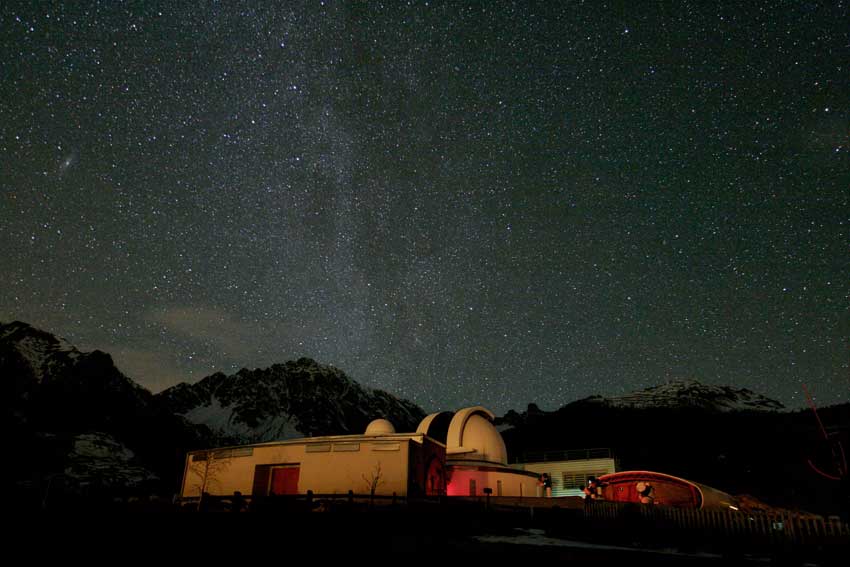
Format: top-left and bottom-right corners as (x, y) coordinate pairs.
(1, 1), (847, 415)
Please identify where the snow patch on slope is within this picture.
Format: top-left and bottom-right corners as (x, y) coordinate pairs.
(183, 398), (302, 443)
(64, 433), (158, 486)
(159, 357), (426, 444)
(583, 379), (784, 412)
(5, 327), (82, 382)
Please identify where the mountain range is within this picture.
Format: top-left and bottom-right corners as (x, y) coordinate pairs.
(575, 379), (786, 412)
(497, 380), (786, 430)
(3, 319), (846, 515)
(498, 394), (848, 516)
(157, 358), (425, 444)
(1, 320), (423, 508)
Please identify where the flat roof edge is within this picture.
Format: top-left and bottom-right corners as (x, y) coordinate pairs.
(186, 432), (447, 454)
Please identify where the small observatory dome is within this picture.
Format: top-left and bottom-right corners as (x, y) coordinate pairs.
(364, 418), (396, 435)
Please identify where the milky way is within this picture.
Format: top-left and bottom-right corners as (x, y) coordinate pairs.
(1, 1), (847, 414)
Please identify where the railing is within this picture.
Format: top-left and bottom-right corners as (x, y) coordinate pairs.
(515, 448), (613, 463)
(177, 490), (444, 512)
(176, 492), (850, 553)
(577, 500), (850, 549)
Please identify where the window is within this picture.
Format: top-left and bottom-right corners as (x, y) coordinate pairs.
(562, 472), (608, 490)
(192, 447), (253, 461)
(229, 447), (254, 458)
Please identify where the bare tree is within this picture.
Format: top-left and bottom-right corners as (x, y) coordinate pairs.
(188, 449), (232, 511)
(362, 461), (385, 502)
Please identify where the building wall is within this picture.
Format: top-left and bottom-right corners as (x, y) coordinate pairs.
(408, 437), (447, 496)
(181, 436), (418, 498)
(446, 466), (539, 498)
(517, 458), (617, 497)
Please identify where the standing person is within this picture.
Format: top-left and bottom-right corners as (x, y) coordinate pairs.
(198, 491), (211, 512)
(583, 476), (603, 501)
(230, 490), (245, 513)
(542, 473), (552, 497)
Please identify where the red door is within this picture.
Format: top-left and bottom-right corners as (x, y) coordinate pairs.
(270, 466), (300, 495)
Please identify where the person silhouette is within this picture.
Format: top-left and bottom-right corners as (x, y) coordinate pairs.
(231, 490), (245, 512)
(583, 476), (603, 501)
(542, 473), (552, 497)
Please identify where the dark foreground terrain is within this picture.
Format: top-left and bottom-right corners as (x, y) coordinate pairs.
(21, 502), (848, 565)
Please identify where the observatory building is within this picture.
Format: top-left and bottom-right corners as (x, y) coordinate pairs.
(181, 406), (539, 500)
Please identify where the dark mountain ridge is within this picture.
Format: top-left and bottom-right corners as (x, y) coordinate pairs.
(4, 319), (846, 517)
(156, 357), (426, 444)
(499, 393), (849, 517)
(2, 320), (425, 508)
(2, 320), (212, 506)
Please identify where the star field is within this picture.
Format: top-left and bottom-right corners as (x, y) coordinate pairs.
(1, 1), (847, 414)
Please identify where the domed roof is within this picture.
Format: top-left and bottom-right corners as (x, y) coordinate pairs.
(445, 406), (508, 465)
(415, 411), (454, 442)
(364, 419), (396, 435)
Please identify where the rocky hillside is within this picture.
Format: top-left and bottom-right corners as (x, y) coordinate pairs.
(498, 382), (847, 517)
(575, 379), (785, 412)
(2, 320), (152, 431)
(157, 358), (425, 444)
(2, 320), (426, 508)
(1, 320), (214, 507)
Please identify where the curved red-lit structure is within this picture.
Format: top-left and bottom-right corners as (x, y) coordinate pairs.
(598, 470), (738, 510)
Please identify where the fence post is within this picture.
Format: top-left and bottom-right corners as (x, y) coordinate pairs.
(754, 514), (764, 544)
(800, 516), (810, 545)
(784, 513), (796, 545)
(771, 514), (779, 545)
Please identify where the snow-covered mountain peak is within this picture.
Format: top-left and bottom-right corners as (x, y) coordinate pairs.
(579, 378), (785, 412)
(156, 357), (425, 444)
(0, 320), (83, 382)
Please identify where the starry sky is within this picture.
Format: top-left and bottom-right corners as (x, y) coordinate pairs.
(1, 1), (847, 415)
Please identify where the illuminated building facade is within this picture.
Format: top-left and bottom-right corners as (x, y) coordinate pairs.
(180, 406), (539, 500)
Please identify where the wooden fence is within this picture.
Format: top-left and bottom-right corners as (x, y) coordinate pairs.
(578, 500), (849, 548)
(178, 492), (849, 552)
